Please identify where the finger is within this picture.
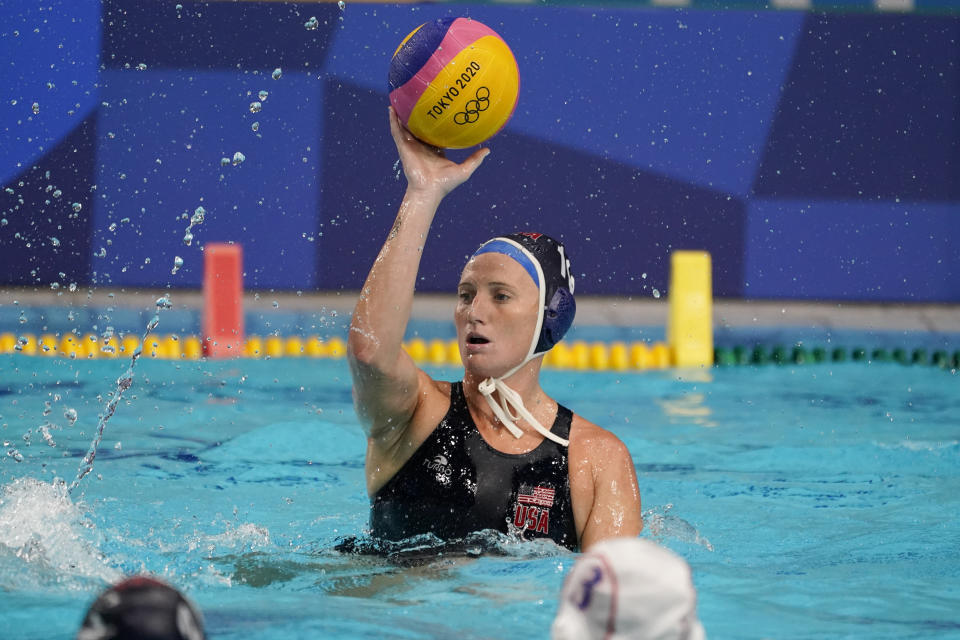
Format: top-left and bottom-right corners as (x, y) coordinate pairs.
(460, 147), (491, 178)
(388, 106), (406, 145)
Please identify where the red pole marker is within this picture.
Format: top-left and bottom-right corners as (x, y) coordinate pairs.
(202, 243), (244, 358)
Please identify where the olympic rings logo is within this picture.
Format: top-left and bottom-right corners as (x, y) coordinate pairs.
(453, 87), (490, 125)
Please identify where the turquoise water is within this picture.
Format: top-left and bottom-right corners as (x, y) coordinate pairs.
(1, 352), (958, 639)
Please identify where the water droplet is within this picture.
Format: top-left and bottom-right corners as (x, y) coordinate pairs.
(171, 256), (184, 275)
(183, 231), (194, 246)
(258, 90), (268, 101)
(31, 102), (40, 114)
(175, 3), (182, 10)
(64, 408), (78, 426)
(249, 101), (262, 114)
(156, 296), (172, 309)
(114, 442), (122, 450)
(191, 206), (205, 225)
(72, 202), (82, 213)
(220, 157), (231, 167)
(1, 219), (7, 226)
(652, 288), (661, 299)
(232, 151), (246, 166)
(338, 0), (345, 9)
(52, 189), (62, 198)
(136, 63), (147, 71)
(50, 237), (60, 247)
(305, 16), (318, 30)
(272, 68), (282, 80)
(251, 121), (259, 132)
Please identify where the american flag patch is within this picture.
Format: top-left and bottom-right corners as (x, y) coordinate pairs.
(518, 485), (555, 508)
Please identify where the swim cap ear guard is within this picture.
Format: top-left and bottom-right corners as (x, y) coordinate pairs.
(469, 232), (576, 446)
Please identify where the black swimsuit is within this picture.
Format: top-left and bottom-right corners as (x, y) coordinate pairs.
(370, 382), (578, 551)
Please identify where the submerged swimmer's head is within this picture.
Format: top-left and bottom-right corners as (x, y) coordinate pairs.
(77, 575), (205, 640)
(469, 232), (576, 363)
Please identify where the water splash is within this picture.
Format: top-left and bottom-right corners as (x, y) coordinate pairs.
(0, 477), (121, 589)
(69, 296), (172, 493)
(182, 205), (205, 246)
(643, 504), (713, 551)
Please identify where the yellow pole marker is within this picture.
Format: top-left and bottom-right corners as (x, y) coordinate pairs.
(667, 251), (713, 368)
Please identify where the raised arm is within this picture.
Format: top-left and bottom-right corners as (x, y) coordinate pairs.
(347, 108), (489, 443)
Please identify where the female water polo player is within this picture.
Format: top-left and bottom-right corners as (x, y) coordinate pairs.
(346, 107), (641, 552)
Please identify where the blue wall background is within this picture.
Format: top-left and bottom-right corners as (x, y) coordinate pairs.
(2, 0), (958, 301)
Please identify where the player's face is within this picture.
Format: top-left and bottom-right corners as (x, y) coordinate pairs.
(455, 252), (540, 379)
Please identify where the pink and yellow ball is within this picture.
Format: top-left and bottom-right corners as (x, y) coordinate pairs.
(389, 17), (520, 149)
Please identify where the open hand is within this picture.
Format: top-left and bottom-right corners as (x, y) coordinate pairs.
(389, 106), (490, 200)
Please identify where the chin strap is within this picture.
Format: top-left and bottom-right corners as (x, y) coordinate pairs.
(477, 376), (570, 447)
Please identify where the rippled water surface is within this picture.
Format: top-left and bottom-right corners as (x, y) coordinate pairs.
(1, 354), (958, 639)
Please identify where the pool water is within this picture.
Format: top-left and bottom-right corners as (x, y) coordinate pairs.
(1, 353), (958, 639)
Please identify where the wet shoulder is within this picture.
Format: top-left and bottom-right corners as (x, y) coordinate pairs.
(407, 373), (454, 440)
(567, 413), (631, 469)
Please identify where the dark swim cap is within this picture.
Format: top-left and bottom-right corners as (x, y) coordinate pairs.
(77, 576), (205, 640)
(471, 232), (576, 356)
